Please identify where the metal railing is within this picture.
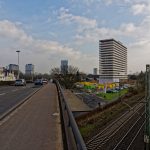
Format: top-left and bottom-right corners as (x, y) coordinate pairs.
(53, 79), (87, 150)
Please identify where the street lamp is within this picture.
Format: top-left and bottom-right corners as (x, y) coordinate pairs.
(16, 50), (20, 79)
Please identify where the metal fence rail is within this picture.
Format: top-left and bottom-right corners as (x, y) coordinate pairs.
(53, 79), (87, 150)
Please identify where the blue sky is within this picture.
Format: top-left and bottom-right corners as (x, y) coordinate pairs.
(0, 0), (150, 73)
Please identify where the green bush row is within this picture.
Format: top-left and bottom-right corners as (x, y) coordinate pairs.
(0, 81), (15, 86)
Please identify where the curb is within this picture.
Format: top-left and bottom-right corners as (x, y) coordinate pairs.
(0, 85), (43, 121)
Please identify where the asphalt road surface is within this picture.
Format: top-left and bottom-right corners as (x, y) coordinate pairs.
(0, 84), (39, 117)
(0, 83), (63, 150)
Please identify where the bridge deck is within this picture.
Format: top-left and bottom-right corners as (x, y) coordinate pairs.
(0, 83), (63, 150)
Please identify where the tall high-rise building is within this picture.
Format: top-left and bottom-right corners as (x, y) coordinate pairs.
(25, 64), (34, 75)
(8, 64), (18, 72)
(61, 60), (68, 74)
(99, 39), (127, 82)
(93, 68), (98, 75)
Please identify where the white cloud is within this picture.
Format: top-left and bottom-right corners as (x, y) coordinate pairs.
(70, 10), (150, 73)
(58, 7), (97, 29)
(0, 20), (81, 57)
(69, 0), (96, 6)
(1, 1), (150, 74)
(75, 11), (150, 43)
(128, 39), (150, 72)
(0, 20), (33, 45)
(0, 20), (97, 73)
(119, 23), (138, 37)
(131, 3), (147, 15)
(70, 0), (113, 5)
(55, 3), (150, 73)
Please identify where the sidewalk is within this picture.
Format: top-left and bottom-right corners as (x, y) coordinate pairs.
(0, 83), (63, 150)
(63, 89), (92, 112)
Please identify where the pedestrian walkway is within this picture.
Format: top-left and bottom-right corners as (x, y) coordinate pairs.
(0, 83), (63, 150)
(63, 89), (92, 112)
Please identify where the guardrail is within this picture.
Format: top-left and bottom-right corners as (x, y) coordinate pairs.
(53, 79), (87, 150)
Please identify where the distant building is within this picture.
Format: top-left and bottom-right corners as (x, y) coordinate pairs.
(93, 68), (98, 75)
(25, 64), (34, 75)
(61, 60), (68, 75)
(99, 38), (127, 83)
(8, 64), (18, 72)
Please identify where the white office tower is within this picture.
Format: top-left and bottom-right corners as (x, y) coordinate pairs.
(99, 39), (127, 83)
(25, 64), (34, 75)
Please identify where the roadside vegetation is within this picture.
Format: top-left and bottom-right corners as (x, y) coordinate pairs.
(0, 81), (15, 86)
(96, 89), (128, 101)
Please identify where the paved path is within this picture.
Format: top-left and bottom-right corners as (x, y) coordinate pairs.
(0, 83), (63, 150)
(63, 90), (91, 112)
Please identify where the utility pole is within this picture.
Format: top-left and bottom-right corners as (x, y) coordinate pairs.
(145, 64), (150, 149)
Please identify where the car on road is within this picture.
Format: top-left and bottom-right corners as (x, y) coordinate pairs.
(34, 79), (43, 85)
(15, 79), (26, 86)
(42, 79), (48, 84)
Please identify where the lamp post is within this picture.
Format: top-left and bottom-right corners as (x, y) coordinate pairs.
(16, 50), (20, 79)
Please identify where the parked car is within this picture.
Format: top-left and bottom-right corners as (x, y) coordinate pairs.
(106, 89), (113, 93)
(42, 79), (48, 84)
(106, 89), (118, 93)
(15, 79), (26, 86)
(34, 79), (43, 85)
(112, 89), (119, 93)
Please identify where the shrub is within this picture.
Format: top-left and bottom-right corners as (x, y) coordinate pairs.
(0, 81), (15, 86)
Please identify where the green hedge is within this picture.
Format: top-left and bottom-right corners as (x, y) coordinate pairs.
(0, 81), (15, 86)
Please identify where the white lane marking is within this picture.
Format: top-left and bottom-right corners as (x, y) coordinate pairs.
(52, 113), (59, 116)
(0, 93), (6, 96)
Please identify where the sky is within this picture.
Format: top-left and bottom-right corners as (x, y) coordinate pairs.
(0, 0), (150, 74)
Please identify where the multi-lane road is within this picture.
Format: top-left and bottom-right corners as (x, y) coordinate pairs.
(0, 84), (40, 118)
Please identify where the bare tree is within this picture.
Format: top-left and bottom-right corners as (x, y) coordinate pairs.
(50, 65), (82, 89)
(136, 71), (145, 91)
(68, 65), (79, 74)
(50, 67), (61, 77)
